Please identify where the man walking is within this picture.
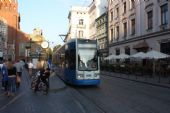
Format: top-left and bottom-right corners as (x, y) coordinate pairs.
(28, 60), (33, 77)
(14, 60), (23, 88)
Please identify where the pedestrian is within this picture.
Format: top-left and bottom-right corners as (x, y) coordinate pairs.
(28, 60), (33, 77)
(14, 60), (23, 88)
(0, 59), (4, 88)
(1, 60), (9, 95)
(43, 59), (48, 69)
(7, 59), (17, 96)
(34, 68), (50, 93)
(47, 59), (52, 70)
(36, 59), (43, 71)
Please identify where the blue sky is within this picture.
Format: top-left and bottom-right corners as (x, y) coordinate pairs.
(18, 0), (92, 47)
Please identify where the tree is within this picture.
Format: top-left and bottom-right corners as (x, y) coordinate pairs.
(53, 44), (61, 52)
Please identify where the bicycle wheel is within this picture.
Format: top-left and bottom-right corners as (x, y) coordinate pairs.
(38, 82), (48, 94)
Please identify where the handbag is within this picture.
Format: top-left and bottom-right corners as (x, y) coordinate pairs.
(16, 75), (21, 83)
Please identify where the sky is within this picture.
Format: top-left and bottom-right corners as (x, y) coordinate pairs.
(18, 0), (92, 48)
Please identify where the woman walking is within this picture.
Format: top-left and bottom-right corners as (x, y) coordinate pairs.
(7, 59), (17, 96)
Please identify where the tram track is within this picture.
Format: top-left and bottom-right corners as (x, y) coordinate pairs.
(68, 85), (107, 113)
(56, 72), (107, 112)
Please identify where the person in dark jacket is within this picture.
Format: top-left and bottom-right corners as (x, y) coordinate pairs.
(34, 68), (50, 93)
(1, 60), (8, 94)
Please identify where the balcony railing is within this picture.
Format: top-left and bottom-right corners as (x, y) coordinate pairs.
(77, 24), (86, 28)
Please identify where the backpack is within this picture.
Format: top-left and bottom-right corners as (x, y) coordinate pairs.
(0, 64), (3, 73)
(1, 65), (8, 81)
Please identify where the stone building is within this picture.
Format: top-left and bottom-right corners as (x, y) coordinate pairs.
(108, 0), (170, 56)
(0, 0), (20, 60)
(66, 6), (89, 42)
(96, 12), (109, 61)
(88, 0), (108, 39)
(66, 0), (108, 41)
(26, 28), (47, 61)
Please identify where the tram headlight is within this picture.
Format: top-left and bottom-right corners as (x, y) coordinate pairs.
(77, 74), (84, 79)
(94, 74), (100, 79)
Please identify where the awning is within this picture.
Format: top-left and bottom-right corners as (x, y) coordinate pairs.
(133, 41), (149, 49)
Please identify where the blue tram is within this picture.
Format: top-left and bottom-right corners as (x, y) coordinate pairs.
(54, 38), (100, 85)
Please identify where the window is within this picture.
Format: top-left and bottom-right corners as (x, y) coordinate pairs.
(100, 43), (105, 49)
(116, 7), (119, 17)
(65, 48), (76, 69)
(131, 0), (135, 9)
(123, 2), (126, 13)
(79, 19), (84, 25)
(78, 44), (98, 71)
(116, 48), (120, 55)
(161, 41), (170, 55)
(110, 0), (114, 4)
(0, 20), (7, 41)
(123, 22), (127, 38)
(125, 47), (130, 55)
(147, 11), (153, 29)
(110, 11), (113, 21)
(161, 4), (168, 25)
(116, 26), (119, 39)
(131, 19), (135, 35)
(110, 28), (113, 41)
(78, 30), (83, 38)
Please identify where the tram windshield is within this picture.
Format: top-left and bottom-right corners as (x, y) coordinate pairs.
(78, 44), (98, 71)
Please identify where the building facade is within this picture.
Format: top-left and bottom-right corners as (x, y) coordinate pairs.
(65, 0), (109, 63)
(28, 28), (47, 61)
(96, 12), (109, 61)
(66, 0), (108, 41)
(0, 0), (20, 60)
(66, 6), (89, 42)
(88, 0), (108, 39)
(108, 0), (170, 56)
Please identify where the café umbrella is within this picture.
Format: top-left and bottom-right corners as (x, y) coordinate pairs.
(104, 54), (118, 60)
(145, 50), (170, 76)
(131, 52), (147, 59)
(145, 50), (169, 59)
(116, 53), (130, 59)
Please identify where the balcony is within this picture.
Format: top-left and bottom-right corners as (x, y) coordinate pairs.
(160, 24), (168, 31)
(77, 24), (86, 29)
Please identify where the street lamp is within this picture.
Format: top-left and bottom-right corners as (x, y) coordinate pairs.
(41, 41), (54, 60)
(40, 41), (49, 60)
(41, 41), (49, 49)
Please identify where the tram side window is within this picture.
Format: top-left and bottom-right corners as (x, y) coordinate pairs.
(65, 50), (69, 68)
(65, 49), (76, 69)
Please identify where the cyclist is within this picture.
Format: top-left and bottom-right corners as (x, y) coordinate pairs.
(34, 68), (50, 93)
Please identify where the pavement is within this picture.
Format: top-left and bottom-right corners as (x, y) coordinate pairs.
(101, 71), (170, 89)
(1, 67), (169, 97)
(48, 71), (66, 92)
(0, 68), (66, 96)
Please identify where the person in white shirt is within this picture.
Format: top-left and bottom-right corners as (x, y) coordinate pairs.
(28, 60), (34, 77)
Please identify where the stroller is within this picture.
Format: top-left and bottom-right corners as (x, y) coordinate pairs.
(31, 68), (50, 94)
